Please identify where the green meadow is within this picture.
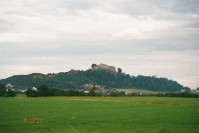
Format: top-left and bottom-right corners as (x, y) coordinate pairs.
(0, 96), (199, 133)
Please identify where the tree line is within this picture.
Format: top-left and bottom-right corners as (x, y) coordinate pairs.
(25, 85), (199, 98)
(1, 82), (198, 98)
(25, 85), (105, 97)
(128, 92), (199, 98)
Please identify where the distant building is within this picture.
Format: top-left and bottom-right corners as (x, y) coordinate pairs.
(6, 83), (15, 91)
(6, 83), (14, 88)
(32, 87), (37, 91)
(92, 63), (116, 73)
(181, 89), (186, 92)
(83, 91), (89, 94)
(191, 90), (199, 93)
(18, 89), (27, 93)
(84, 83), (107, 95)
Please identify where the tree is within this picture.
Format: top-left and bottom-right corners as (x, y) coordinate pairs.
(0, 83), (6, 96)
(120, 91), (126, 96)
(117, 68), (122, 73)
(5, 89), (16, 97)
(37, 85), (49, 96)
(25, 89), (39, 97)
(91, 64), (97, 69)
(197, 87), (199, 90)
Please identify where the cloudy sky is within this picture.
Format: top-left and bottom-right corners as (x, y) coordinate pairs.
(0, 0), (199, 89)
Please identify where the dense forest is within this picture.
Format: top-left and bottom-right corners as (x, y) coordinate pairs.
(0, 64), (190, 92)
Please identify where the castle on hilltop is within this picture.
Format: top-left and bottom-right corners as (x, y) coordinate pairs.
(92, 63), (116, 73)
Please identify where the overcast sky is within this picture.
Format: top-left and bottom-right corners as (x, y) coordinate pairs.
(0, 0), (199, 89)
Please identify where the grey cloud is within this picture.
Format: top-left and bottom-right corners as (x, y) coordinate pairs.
(185, 22), (199, 28)
(1, 38), (198, 61)
(153, 0), (199, 14)
(57, 0), (99, 11)
(125, 0), (199, 14)
(108, 0), (159, 16)
(110, 0), (199, 22)
(0, 19), (13, 32)
(141, 39), (199, 51)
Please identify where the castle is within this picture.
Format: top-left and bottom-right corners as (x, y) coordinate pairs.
(92, 63), (116, 73)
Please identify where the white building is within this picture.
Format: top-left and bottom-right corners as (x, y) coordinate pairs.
(32, 87), (37, 91)
(6, 83), (14, 88)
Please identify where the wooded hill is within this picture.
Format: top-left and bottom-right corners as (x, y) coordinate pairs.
(0, 64), (190, 92)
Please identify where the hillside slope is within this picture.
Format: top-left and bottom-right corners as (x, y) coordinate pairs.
(0, 64), (190, 92)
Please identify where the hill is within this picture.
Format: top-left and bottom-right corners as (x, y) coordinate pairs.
(0, 64), (190, 92)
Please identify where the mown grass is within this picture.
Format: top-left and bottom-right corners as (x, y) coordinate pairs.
(0, 96), (199, 133)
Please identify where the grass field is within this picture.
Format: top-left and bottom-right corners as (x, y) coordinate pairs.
(116, 89), (159, 94)
(0, 95), (199, 133)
